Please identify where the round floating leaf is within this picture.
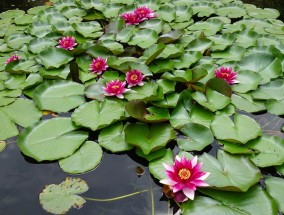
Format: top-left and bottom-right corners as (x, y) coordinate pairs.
(0, 9), (25, 19)
(237, 53), (282, 84)
(216, 4), (247, 18)
(17, 118), (88, 162)
(186, 38), (213, 52)
(128, 29), (158, 49)
(182, 186), (276, 215)
(98, 122), (133, 153)
(142, 43), (166, 65)
(211, 45), (246, 64)
(28, 38), (57, 54)
(177, 123), (214, 151)
(252, 79), (284, 101)
(191, 2), (216, 17)
(124, 82), (159, 101)
(200, 150), (262, 191)
(232, 70), (262, 93)
(38, 47), (74, 69)
(157, 30), (184, 44)
(125, 123), (176, 155)
(59, 141), (103, 174)
(265, 176), (284, 213)
(149, 149), (173, 180)
(187, 19), (223, 36)
(266, 99), (284, 115)
(72, 99), (125, 131)
(248, 8), (280, 19)
(0, 99), (42, 140)
(211, 113), (262, 144)
(245, 135), (284, 167)
(84, 82), (105, 101)
(39, 177), (88, 215)
(231, 93), (266, 113)
(33, 80), (85, 113)
(158, 5), (176, 22)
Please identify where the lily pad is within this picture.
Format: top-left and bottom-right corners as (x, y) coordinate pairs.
(72, 99), (125, 131)
(17, 117), (88, 162)
(39, 177), (88, 214)
(177, 123), (214, 151)
(182, 186), (276, 215)
(252, 79), (284, 101)
(98, 122), (133, 153)
(128, 29), (158, 49)
(0, 99), (42, 140)
(59, 141), (103, 174)
(124, 123), (176, 154)
(265, 176), (284, 213)
(33, 80), (85, 113)
(200, 150), (262, 191)
(0, 141), (6, 152)
(210, 113), (262, 144)
(38, 47), (74, 69)
(245, 135), (284, 167)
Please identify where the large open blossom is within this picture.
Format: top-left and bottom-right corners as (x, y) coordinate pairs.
(57, 36), (77, 50)
(126, 70), (145, 87)
(89, 57), (108, 75)
(134, 6), (157, 20)
(215, 67), (240, 84)
(120, 12), (142, 25)
(5, 54), (21, 64)
(160, 156), (210, 201)
(103, 80), (129, 99)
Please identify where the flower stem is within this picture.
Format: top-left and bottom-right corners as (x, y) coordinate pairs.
(82, 189), (151, 202)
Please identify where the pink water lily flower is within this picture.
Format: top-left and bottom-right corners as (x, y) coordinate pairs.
(120, 12), (142, 25)
(5, 54), (21, 64)
(57, 36), (77, 50)
(103, 80), (130, 99)
(160, 156), (210, 201)
(215, 67), (240, 84)
(134, 6), (157, 20)
(126, 69), (145, 87)
(89, 57), (108, 75)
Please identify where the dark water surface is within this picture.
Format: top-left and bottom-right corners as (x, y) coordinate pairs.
(0, 0), (284, 215)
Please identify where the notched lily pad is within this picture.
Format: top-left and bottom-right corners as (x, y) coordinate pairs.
(39, 177), (88, 214)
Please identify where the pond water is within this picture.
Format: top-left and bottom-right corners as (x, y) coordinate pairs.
(0, 0), (284, 215)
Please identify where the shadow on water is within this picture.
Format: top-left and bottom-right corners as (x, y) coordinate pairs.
(0, 0), (284, 215)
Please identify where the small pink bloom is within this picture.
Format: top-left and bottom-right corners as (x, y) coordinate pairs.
(160, 156), (210, 201)
(215, 67), (240, 84)
(126, 70), (145, 87)
(5, 54), (21, 64)
(103, 80), (130, 99)
(134, 6), (157, 20)
(89, 57), (108, 75)
(120, 12), (142, 25)
(57, 36), (77, 50)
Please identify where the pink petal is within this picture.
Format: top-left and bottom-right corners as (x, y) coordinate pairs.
(163, 163), (174, 172)
(160, 178), (176, 186)
(182, 187), (195, 200)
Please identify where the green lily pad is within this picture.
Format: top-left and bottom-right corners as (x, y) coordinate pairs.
(28, 38), (57, 54)
(231, 93), (266, 113)
(98, 122), (133, 153)
(0, 9), (25, 19)
(0, 99), (42, 140)
(265, 176), (284, 213)
(124, 123), (176, 154)
(128, 29), (158, 49)
(140, 19), (164, 34)
(148, 149), (173, 180)
(72, 21), (102, 38)
(187, 19), (223, 36)
(39, 178), (88, 214)
(252, 79), (284, 101)
(59, 141), (103, 174)
(158, 5), (176, 22)
(237, 53), (282, 84)
(33, 80), (85, 113)
(247, 8), (280, 19)
(182, 186), (276, 215)
(124, 82), (160, 101)
(72, 99), (125, 131)
(177, 123), (214, 151)
(216, 4), (247, 18)
(191, 2), (216, 17)
(17, 117), (88, 161)
(245, 135), (284, 167)
(211, 113), (262, 144)
(142, 43), (166, 65)
(211, 45), (246, 64)
(38, 47), (74, 69)
(231, 70), (262, 93)
(200, 150), (262, 191)
(266, 99), (284, 115)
